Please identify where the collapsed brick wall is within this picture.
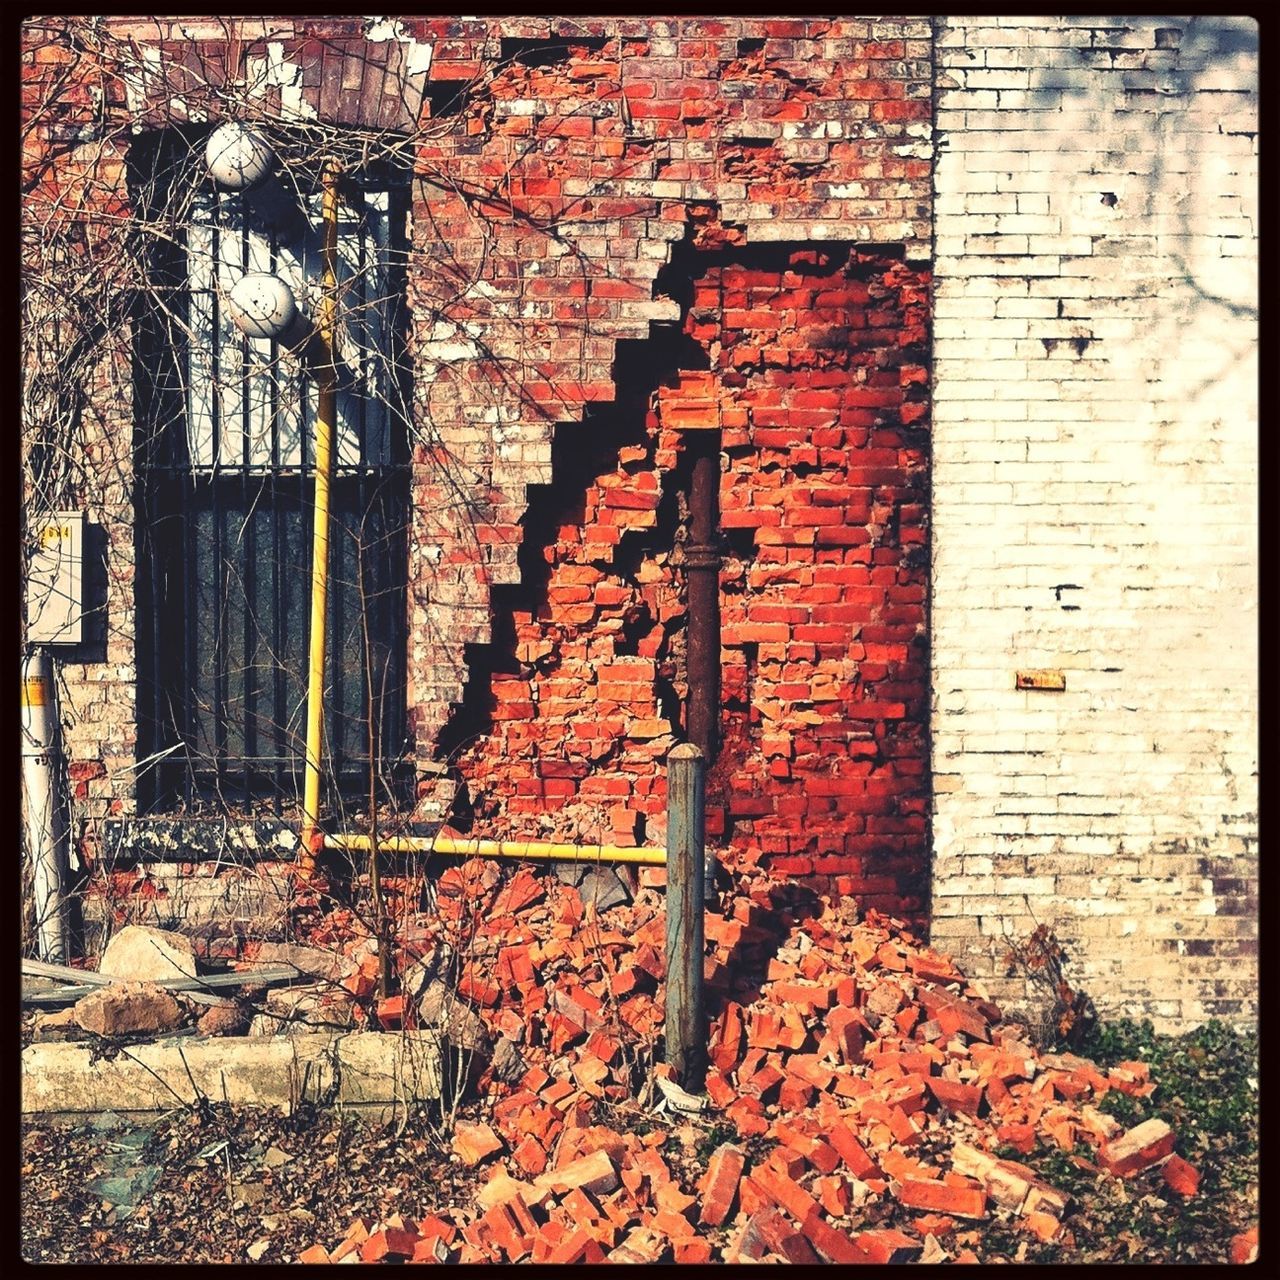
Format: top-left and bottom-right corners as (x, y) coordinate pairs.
(929, 16), (1258, 1031)
(402, 16), (934, 771)
(448, 245), (932, 916)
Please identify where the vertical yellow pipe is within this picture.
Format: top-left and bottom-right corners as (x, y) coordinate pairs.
(299, 162), (340, 873)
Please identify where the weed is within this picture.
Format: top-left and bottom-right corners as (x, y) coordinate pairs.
(1003, 1017), (1258, 1264)
(1002, 917), (1097, 1049)
(695, 1122), (738, 1161)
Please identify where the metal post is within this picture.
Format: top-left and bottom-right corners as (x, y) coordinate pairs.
(665, 742), (706, 1093)
(685, 432), (722, 761)
(21, 650), (70, 963)
(299, 161), (341, 873)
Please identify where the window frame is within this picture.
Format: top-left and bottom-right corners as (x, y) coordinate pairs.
(131, 128), (413, 817)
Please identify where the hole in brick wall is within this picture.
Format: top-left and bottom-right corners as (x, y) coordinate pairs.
(721, 524), (756, 561)
(725, 641), (758, 714)
(422, 84), (468, 117)
(1100, 191), (1118, 206)
(499, 35), (609, 68)
(434, 241), (933, 897)
(736, 37), (767, 57)
(436, 318), (706, 818)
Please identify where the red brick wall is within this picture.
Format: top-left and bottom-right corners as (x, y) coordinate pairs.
(402, 17), (934, 761)
(451, 245), (931, 916)
(23, 18), (934, 920)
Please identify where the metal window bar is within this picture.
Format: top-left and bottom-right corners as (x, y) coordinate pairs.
(133, 135), (411, 816)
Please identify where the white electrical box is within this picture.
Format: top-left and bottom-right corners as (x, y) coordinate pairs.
(26, 511), (83, 645)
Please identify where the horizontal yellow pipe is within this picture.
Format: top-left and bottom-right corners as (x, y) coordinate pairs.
(323, 832), (667, 866)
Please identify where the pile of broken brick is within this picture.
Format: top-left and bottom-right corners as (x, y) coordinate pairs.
(292, 859), (1228, 1264)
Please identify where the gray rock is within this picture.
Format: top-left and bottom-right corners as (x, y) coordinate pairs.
(99, 925), (199, 983)
(30, 1007), (85, 1043)
(403, 944), (455, 1001)
(251, 984), (354, 1036)
(553, 863), (632, 912)
(74, 982), (184, 1037)
(418, 980), (490, 1052)
(250, 941), (344, 982)
(491, 1036), (526, 1082)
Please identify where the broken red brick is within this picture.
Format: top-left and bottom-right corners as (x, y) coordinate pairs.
(1230, 1227), (1259, 1265)
(547, 1228), (607, 1266)
(897, 1179), (987, 1220)
(801, 1208), (864, 1263)
(1023, 1211), (1062, 1243)
(928, 1076), (984, 1118)
(1161, 1154), (1200, 1199)
(815, 1174), (852, 1217)
(452, 1121), (504, 1167)
(752, 1162), (819, 1224)
(375, 994), (405, 1029)
(512, 1134), (549, 1178)
(359, 1226), (420, 1262)
(829, 1121), (881, 1179)
(673, 1238), (713, 1263)
(751, 1207), (821, 1265)
(1098, 1119), (1176, 1178)
(480, 1202), (531, 1262)
(851, 1228), (924, 1264)
(537, 1149), (619, 1197)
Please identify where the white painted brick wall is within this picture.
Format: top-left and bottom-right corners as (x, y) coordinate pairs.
(930, 15), (1257, 1032)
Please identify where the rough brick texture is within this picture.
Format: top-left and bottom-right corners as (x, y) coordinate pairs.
(450, 246), (931, 909)
(22, 15), (1260, 1028)
(401, 15), (933, 756)
(929, 16), (1258, 1030)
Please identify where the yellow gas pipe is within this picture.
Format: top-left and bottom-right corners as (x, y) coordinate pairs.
(323, 832), (667, 866)
(298, 161), (340, 875)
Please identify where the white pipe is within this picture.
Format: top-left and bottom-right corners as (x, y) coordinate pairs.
(21, 650), (70, 963)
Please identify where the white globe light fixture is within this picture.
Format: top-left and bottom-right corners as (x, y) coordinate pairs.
(226, 272), (299, 341)
(205, 121), (275, 191)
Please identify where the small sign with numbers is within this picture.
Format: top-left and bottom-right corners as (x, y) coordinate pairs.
(26, 511), (83, 645)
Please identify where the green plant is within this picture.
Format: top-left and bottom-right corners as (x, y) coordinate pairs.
(998, 1016), (1259, 1264)
(695, 1122), (737, 1161)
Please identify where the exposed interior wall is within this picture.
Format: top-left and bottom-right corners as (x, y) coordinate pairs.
(401, 16), (934, 777)
(929, 15), (1258, 1030)
(447, 245), (932, 915)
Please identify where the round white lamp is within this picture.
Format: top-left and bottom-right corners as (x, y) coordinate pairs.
(226, 272), (299, 341)
(205, 121), (275, 191)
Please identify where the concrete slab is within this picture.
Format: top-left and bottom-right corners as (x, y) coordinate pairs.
(21, 1031), (442, 1115)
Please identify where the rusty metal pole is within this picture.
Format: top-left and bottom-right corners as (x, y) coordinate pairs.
(685, 431), (722, 761)
(665, 742), (706, 1093)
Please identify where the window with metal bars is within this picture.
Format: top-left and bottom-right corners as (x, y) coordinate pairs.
(132, 130), (411, 815)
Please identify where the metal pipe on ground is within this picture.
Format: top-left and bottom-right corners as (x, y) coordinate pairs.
(664, 742), (707, 1093)
(22, 650), (71, 963)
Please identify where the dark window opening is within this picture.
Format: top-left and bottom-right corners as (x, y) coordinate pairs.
(132, 130), (412, 816)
